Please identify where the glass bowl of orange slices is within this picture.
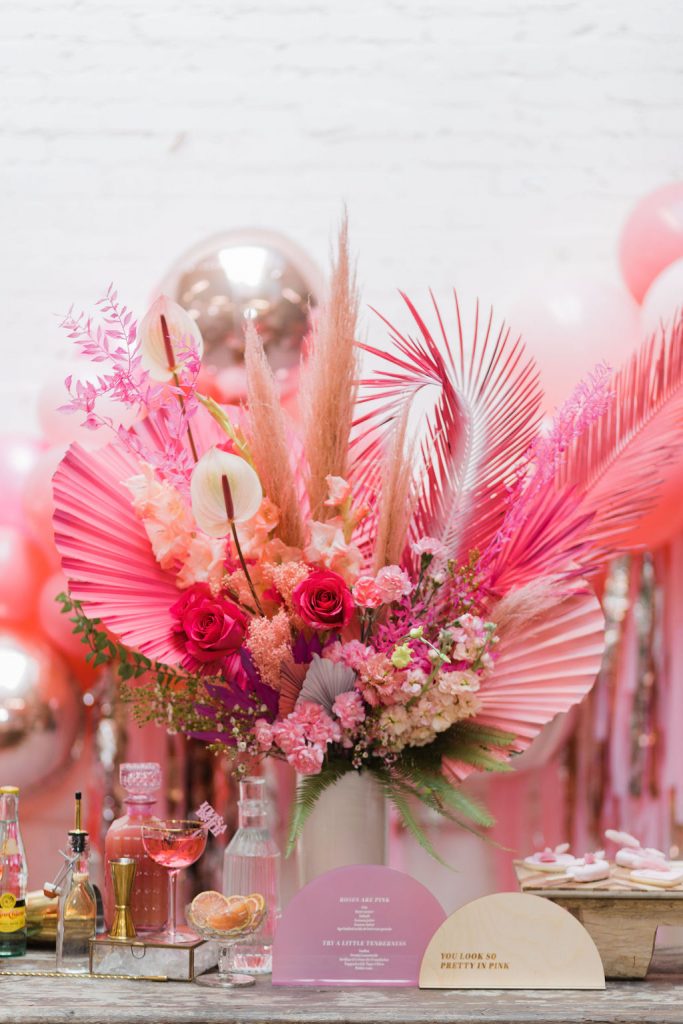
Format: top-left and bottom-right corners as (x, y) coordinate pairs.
(187, 891), (266, 988)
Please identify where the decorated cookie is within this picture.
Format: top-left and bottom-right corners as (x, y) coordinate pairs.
(524, 843), (576, 873)
(567, 851), (610, 883)
(630, 868), (683, 889)
(605, 829), (667, 871)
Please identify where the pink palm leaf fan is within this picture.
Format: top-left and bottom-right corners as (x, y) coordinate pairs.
(351, 291), (610, 778)
(51, 298), (231, 667)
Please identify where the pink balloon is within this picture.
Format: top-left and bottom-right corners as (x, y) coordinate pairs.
(0, 526), (50, 624)
(507, 273), (641, 412)
(0, 436), (45, 529)
(619, 183), (683, 303)
(38, 570), (84, 661)
(22, 444), (67, 567)
(640, 258), (683, 338)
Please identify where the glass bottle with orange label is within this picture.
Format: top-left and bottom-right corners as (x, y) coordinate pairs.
(0, 786), (27, 957)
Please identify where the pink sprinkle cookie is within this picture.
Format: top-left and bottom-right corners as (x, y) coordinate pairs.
(524, 844), (576, 873)
(630, 868), (683, 888)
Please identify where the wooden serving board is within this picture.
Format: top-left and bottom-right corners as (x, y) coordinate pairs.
(514, 861), (683, 979)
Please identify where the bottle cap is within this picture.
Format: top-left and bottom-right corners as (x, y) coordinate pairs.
(0, 786), (19, 795)
(120, 763), (161, 795)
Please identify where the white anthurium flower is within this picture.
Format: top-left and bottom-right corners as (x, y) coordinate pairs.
(138, 295), (204, 382)
(190, 446), (263, 537)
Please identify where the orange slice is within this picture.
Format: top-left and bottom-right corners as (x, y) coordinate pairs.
(190, 890), (227, 926)
(244, 893), (266, 925)
(206, 898), (251, 932)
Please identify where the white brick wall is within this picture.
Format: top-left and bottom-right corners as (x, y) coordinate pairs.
(1, 0), (682, 434)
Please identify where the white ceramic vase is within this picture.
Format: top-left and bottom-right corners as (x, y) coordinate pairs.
(296, 771), (388, 887)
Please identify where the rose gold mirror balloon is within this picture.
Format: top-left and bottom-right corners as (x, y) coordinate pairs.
(157, 230), (322, 401)
(0, 628), (83, 791)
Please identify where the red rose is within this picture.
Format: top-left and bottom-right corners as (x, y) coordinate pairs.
(171, 583), (247, 673)
(292, 569), (354, 631)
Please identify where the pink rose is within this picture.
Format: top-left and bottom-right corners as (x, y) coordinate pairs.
(288, 744), (324, 775)
(292, 568), (354, 631)
(171, 583), (247, 673)
(375, 565), (413, 603)
(353, 576), (383, 608)
(254, 718), (274, 752)
(332, 690), (366, 730)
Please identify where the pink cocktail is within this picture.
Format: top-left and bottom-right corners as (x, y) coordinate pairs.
(142, 821), (208, 943)
(143, 832), (207, 870)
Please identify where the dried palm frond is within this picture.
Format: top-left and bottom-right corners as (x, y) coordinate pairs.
(301, 214), (359, 520)
(351, 291), (543, 567)
(244, 322), (305, 547)
(372, 401), (415, 570)
(557, 314), (683, 552)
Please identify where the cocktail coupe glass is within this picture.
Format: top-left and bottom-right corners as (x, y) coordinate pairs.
(186, 900), (266, 989)
(141, 820), (208, 942)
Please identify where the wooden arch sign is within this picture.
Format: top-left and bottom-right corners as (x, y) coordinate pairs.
(419, 892), (605, 990)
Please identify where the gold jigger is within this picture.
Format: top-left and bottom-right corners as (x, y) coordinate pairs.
(109, 858), (137, 940)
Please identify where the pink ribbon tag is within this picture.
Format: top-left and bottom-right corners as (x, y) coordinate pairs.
(195, 800), (228, 837)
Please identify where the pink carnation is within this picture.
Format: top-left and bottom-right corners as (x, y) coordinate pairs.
(291, 701), (342, 745)
(289, 744), (324, 775)
(353, 576), (383, 608)
(340, 640), (374, 670)
(375, 565), (413, 603)
(272, 718), (305, 755)
(333, 690), (366, 730)
(254, 718), (274, 752)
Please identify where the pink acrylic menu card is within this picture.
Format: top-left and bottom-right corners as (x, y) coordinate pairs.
(272, 865), (446, 986)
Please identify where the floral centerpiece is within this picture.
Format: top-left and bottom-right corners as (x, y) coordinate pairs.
(52, 222), (683, 860)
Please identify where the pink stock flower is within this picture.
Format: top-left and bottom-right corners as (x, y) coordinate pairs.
(375, 565), (413, 603)
(292, 569), (354, 631)
(254, 718), (274, 752)
(171, 583), (247, 673)
(289, 744), (324, 775)
(353, 576), (383, 608)
(332, 690), (366, 730)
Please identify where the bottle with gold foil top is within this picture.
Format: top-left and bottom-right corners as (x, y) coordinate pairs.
(56, 792), (96, 974)
(0, 786), (27, 957)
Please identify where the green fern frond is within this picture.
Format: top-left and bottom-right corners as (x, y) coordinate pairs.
(373, 769), (452, 869)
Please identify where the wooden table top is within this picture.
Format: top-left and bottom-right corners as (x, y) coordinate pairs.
(0, 948), (681, 1024)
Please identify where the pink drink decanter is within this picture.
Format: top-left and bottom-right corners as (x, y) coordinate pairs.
(103, 763), (168, 933)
